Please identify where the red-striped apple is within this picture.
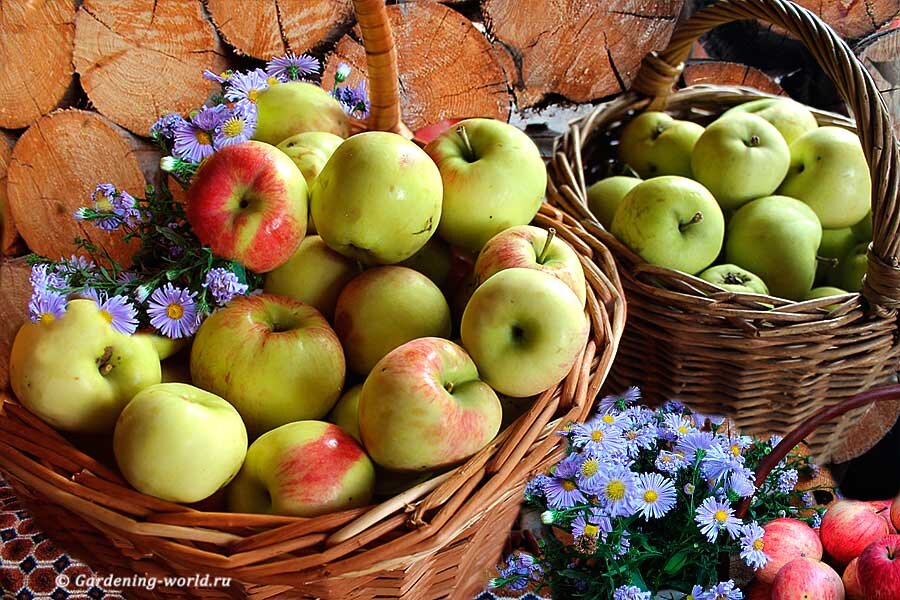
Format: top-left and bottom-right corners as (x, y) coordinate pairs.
(771, 558), (843, 599)
(858, 534), (900, 600)
(843, 557), (864, 600)
(757, 518), (824, 584)
(820, 499), (893, 565)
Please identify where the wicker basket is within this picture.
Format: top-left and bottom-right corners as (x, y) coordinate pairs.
(0, 1), (626, 598)
(549, 0), (900, 464)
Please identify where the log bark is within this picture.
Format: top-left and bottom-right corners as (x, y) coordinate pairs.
(74, 0), (228, 136)
(0, 131), (22, 256)
(0, 258), (31, 391)
(322, 2), (510, 131)
(0, 0), (76, 129)
(6, 110), (146, 267)
(682, 60), (786, 95)
(482, 0), (683, 107)
(855, 18), (900, 139)
(206, 0), (353, 59)
(792, 0), (900, 40)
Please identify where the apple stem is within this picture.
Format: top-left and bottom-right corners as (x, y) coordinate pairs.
(96, 345), (114, 376)
(679, 212), (704, 232)
(456, 126), (476, 161)
(749, 134), (760, 147)
(538, 228), (557, 264)
(623, 165), (640, 179)
(816, 255), (839, 268)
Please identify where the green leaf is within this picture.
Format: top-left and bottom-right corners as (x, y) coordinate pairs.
(663, 549), (690, 575)
(627, 569), (648, 591)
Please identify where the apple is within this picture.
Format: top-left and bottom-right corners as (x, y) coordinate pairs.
(757, 517), (824, 584)
(10, 299), (161, 433)
(611, 176), (724, 275)
(807, 287), (848, 307)
(136, 331), (189, 360)
(334, 266), (452, 374)
(891, 493), (900, 531)
(190, 294), (345, 436)
(817, 228), (857, 285)
(868, 499), (895, 530)
(771, 557), (844, 599)
(264, 235), (361, 319)
(843, 557), (864, 600)
(253, 81), (350, 145)
(820, 499), (893, 565)
(726, 196), (822, 300)
(113, 383), (247, 503)
(779, 127), (871, 228)
(698, 264), (769, 294)
(721, 98), (818, 144)
(618, 112), (704, 178)
(311, 131), (443, 264)
(400, 236), (454, 289)
(228, 421), (374, 516)
(186, 141), (308, 273)
(276, 131), (344, 234)
(425, 118), (546, 252)
(837, 242), (867, 292)
(358, 337), (501, 471)
(474, 225), (587, 305)
(858, 534), (900, 600)
(328, 384), (361, 443)
(586, 176), (641, 229)
(460, 267), (588, 397)
(852, 210), (873, 242)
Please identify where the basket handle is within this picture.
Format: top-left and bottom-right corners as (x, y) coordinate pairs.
(352, 0), (402, 133)
(631, 0), (900, 316)
(735, 383), (900, 518)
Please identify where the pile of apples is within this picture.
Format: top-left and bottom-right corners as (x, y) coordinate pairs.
(10, 113), (593, 517)
(748, 497), (900, 599)
(588, 98), (873, 301)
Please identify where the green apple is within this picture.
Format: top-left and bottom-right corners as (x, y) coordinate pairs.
(852, 210), (873, 242)
(778, 127), (871, 228)
(359, 337), (501, 471)
(253, 82), (350, 145)
(611, 176), (724, 274)
(698, 264), (769, 294)
(692, 112), (790, 210)
(113, 383), (247, 503)
(136, 331), (188, 360)
(311, 131), (443, 264)
(425, 118), (546, 252)
(460, 268), (588, 397)
(334, 266), (452, 374)
(228, 421), (374, 516)
(808, 286), (848, 299)
(619, 112), (705, 178)
(328, 384), (361, 442)
(838, 242), (868, 292)
(399, 236), (453, 289)
(720, 98), (818, 145)
(586, 176), (641, 229)
(264, 235), (361, 319)
(817, 227), (857, 285)
(276, 131), (344, 234)
(190, 294), (345, 436)
(9, 299), (161, 433)
(474, 225), (586, 305)
(726, 195), (822, 300)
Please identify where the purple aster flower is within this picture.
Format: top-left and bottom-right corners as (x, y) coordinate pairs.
(492, 552), (541, 592)
(621, 423), (656, 457)
(695, 496), (743, 543)
(656, 450), (688, 475)
(111, 190), (141, 227)
(684, 482), (696, 495)
(686, 585), (705, 600)
(613, 585), (650, 600)
(147, 283), (198, 339)
(662, 399), (686, 414)
(574, 450), (604, 491)
(266, 52), (320, 82)
(543, 454), (586, 509)
(94, 293), (139, 335)
(28, 291), (66, 323)
(662, 413), (696, 438)
(571, 508), (612, 542)
(173, 105), (228, 163)
(30, 263), (67, 295)
(702, 445), (745, 484)
(615, 530), (631, 557)
(728, 467), (756, 498)
(213, 100), (257, 149)
(768, 434), (784, 447)
(203, 267), (249, 305)
(90, 183), (122, 230)
(801, 491), (815, 507)
(56, 255), (94, 276)
(225, 69), (270, 103)
(810, 512), (822, 529)
(776, 469), (799, 493)
(150, 112), (187, 139)
(335, 61), (351, 83)
(593, 465), (637, 517)
(739, 522), (768, 571)
(676, 430), (716, 458)
(332, 81), (370, 117)
(598, 386), (641, 413)
(524, 474), (548, 500)
(116, 271), (137, 284)
(634, 472), (676, 520)
(692, 411), (726, 428)
(699, 580), (743, 600)
(571, 418), (625, 455)
(203, 69), (233, 84)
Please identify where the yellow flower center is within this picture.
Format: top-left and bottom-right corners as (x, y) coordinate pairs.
(39, 312), (56, 324)
(753, 539), (764, 551)
(166, 304), (184, 320)
(561, 479), (576, 492)
(602, 415), (615, 424)
(195, 130), (212, 145)
(677, 425), (689, 434)
(583, 524), (599, 538)
(626, 431), (638, 440)
(606, 480), (626, 501)
(266, 76), (279, 86)
(248, 89), (260, 102)
(643, 489), (659, 503)
(730, 444), (741, 456)
(96, 197), (113, 211)
(219, 71), (231, 80)
(99, 310), (113, 324)
(223, 119), (245, 138)
(714, 509), (728, 523)
(660, 456), (672, 463)
(580, 460), (598, 478)
(591, 430), (604, 442)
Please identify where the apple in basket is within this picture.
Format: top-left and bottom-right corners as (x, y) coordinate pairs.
(720, 98), (818, 145)
(276, 131), (344, 234)
(771, 557), (844, 600)
(328, 384), (362, 443)
(857, 533), (900, 600)
(229, 421), (374, 517)
(474, 225), (587, 305)
(186, 140), (308, 273)
(425, 118), (546, 253)
(253, 81), (350, 145)
(842, 557), (864, 600)
(698, 264), (769, 295)
(757, 517), (823, 584)
(820, 499), (893, 565)
(837, 242), (868, 293)
(9, 299), (161, 434)
(114, 383), (247, 503)
(618, 112), (705, 179)
(190, 294), (345, 436)
(586, 175), (641, 230)
(399, 236), (454, 289)
(358, 337), (502, 471)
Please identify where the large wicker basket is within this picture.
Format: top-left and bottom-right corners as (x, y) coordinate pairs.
(549, 0), (900, 464)
(0, 1), (626, 598)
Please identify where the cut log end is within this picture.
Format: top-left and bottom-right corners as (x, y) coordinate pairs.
(683, 60), (785, 96)
(794, 0), (900, 40)
(0, 0), (76, 129)
(0, 131), (22, 256)
(855, 21), (900, 139)
(0, 258), (31, 391)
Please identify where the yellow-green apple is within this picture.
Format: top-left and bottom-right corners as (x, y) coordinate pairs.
(264, 235), (360, 319)
(692, 112), (790, 210)
(838, 243), (868, 292)
(276, 131), (344, 234)
(136, 331), (189, 360)
(852, 210), (873, 241)
(460, 268), (588, 397)
(820, 499), (893, 565)
(113, 383), (247, 503)
(358, 337), (501, 470)
(253, 82), (350, 145)
(817, 228), (857, 285)
(474, 225), (586, 305)
(186, 141), (308, 273)
(228, 420), (374, 516)
(611, 176), (724, 274)
(807, 287), (848, 307)
(190, 294), (345, 436)
(334, 266), (452, 374)
(9, 299), (160, 433)
(771, 557), (844, 599)
(311, 131), (442, 264)
(726, 196), (822, 300)
(721, 98), (818, 144)
(424, 118), (546, 252)
(843, 558), (864, 600)
(758, 517), (824, 584)
(858, 534), (900, 600)
(618, 112), (704, 178)
(779, 126), (871, 228)
(328, 384), (361, 442)
(698, 264), (769, 294)
(400, 236), (453, 289)
(586, 175), (641, 229)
